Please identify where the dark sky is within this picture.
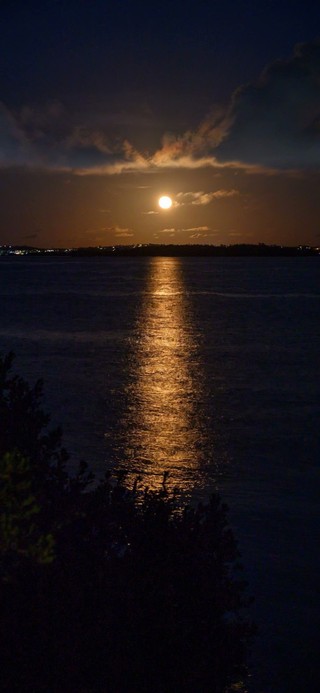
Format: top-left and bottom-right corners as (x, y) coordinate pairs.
(1, 0), (320, 247)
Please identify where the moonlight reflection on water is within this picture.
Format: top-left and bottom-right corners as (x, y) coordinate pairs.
(0, 256), (319, 692)
(120, 257), (208, 492)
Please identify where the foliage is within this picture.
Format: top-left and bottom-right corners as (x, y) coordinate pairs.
(0, 353), (253, 692)
(0, 451), (55, 576)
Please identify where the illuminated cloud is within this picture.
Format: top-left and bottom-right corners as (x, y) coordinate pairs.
(159, 228), (177, 234)
(149, 40), (320, 171)
(115, 232), (134, 237)
(150, 110), (229, 166)
(158, 226), (217, 239)
(0, 98), (260, 174)
(102, 225), (134, 238)
(174, 190), (239, 206)
(149, 40), (320, 172)
(185, 226), (213, 232)
(1, 41), (320, 174)
(186, 226), (218, 239)
(114, 227), (134, 238)
(189, 232), (208, 239)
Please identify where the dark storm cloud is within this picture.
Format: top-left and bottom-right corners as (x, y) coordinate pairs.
(216, 40), (320, 168)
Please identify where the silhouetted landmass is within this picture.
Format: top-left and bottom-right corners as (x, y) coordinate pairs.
(1, 243), (319, 257)
(0, 353), (253, 693)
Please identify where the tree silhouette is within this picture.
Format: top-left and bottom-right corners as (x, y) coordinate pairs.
(0, 353), (253, 692)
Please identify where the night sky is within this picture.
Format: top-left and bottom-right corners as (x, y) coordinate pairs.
(1, 0), (320, 247)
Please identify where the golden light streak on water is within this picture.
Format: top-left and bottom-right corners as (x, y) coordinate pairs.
(122, 256), (206, 493)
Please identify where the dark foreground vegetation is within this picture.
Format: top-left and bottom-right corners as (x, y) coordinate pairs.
(0, 353), (253, 692)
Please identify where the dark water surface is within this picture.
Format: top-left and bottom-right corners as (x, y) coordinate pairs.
(1, 256), (319, 692)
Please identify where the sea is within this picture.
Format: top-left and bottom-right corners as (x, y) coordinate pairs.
(1, 255), (319, 692)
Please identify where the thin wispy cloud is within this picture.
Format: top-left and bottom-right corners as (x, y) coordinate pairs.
(189, 232), (208, 239)
(114, 227), (134, 238)
(187, 226), (218, 239)
(101, 225), (134, 238)
(158, 226), (217, 238)
(174, 190), (239, 206)
(185, 226), (214, 232)
(158, 228), (177, 234)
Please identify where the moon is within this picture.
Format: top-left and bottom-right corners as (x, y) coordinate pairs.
(158, 195), (173, 209)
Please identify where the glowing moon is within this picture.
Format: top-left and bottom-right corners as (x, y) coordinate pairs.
(159, 195), (172, 209)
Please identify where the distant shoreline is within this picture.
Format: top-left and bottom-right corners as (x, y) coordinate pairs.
(1, 243), (319, 258)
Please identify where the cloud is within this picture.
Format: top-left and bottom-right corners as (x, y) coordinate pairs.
(100, 225), (134, 238)
(149, 40), (320, 171)
(115, 231), (134, 237)
(0, 101), (144, 172)
(19, 100), (65, 139)
(208, 189), (239, 199)
(174, 189), (239, 206)
(114, 227), (134, 238)
(216, 40), (320, 168)
(158, 228), (177, 234)
(185, 226), (214, 232)
(65, 127), (112, 154)
(189, 233), (208, 239)
(187, 226), (218, 239)
(149, 39), (320, 172)
(73, 141), (150, 175)
(1, 41), (320, 174)
(150, 110), (229, 168)
(158, 226), (217, 238)
(0, 96), (253, 173)
(0, 103), (34, 166)
(0, 98), (245, 174)
(76, 153), (226, 175)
